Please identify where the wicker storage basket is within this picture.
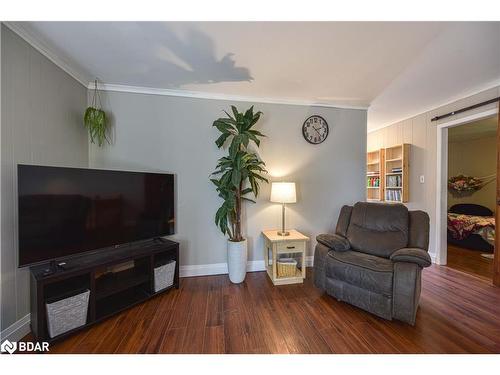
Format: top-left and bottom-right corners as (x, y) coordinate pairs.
(277, 258), (298, 278)
(46, 289), (90, 338)
(154, 260), (176, 292)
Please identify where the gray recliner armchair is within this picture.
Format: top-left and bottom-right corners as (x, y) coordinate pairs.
(314, 202), (431, 325)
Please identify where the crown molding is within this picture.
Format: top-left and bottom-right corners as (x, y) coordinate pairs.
(89, 82), (370, 110)
(3, 22), (90, 87)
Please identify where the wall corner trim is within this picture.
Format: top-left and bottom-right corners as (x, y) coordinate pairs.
(2, 22), (90, 87)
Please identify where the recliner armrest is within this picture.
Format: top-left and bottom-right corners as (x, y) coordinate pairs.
(316, 234), (350, 252)
(390, 248), (432, 268)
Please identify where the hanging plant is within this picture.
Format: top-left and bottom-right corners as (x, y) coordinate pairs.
(84, 80), (110, 146)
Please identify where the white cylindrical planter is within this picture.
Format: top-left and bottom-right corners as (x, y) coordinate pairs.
(227, 239), (248, 284)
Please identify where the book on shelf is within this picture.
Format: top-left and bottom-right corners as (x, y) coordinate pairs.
(386, 175), (402, 187)
(367, 176), (380, 187)
(385, 189), (402, 201)
(391, 168), (402, 173)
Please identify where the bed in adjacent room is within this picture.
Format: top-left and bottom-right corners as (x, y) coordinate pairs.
(447, 203), (495, 252)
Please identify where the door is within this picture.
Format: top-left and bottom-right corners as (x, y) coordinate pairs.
(494, 105), (500, 286)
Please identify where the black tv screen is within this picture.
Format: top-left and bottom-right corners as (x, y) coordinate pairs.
(17, 165), (175, 267)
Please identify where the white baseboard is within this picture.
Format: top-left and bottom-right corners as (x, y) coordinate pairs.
(246, 260), (266, 272)
(0, 313), (31, 343)
(180, 260), (266, 277)
(180, 256), (314, 278)
(179, 262), (228, 277)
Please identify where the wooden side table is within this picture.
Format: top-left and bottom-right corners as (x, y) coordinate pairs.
(262, 229), (309, 285)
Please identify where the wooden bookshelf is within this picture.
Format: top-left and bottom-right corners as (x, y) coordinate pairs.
(366, 149), (385, 201)
(384, 143), (410, 203)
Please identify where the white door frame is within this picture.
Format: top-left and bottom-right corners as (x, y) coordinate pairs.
(435, 108), (499, 265)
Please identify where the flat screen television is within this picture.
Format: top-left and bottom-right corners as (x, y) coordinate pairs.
(17, 164), (175, 267)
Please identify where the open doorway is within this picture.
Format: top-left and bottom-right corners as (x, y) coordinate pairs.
(446, 116), (497, 280)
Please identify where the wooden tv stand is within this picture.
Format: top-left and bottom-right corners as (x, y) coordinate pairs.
(29, 238), (179, 342)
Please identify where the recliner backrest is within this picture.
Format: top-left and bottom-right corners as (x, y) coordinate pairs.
(335, 205), (353, 237)
(408, 210), (430, 251)
(345, 202), (409, 258)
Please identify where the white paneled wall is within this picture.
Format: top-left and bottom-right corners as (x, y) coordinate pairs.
(368, 86), (500, 261)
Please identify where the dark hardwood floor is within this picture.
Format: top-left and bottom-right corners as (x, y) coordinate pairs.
(22, 265), (500, 354)
(447, 244), (494, 280)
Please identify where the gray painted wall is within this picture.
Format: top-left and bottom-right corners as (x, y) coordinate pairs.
(1, 25), (88, 333)
(89, 91), (367, 267)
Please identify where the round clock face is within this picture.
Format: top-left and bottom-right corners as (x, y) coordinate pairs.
(302, 115), (329, 144)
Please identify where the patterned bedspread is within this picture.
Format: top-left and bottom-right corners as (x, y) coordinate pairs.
(447, 212), (495, 243)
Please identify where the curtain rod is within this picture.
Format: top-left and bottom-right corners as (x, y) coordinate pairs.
(431, 96), (500, 122)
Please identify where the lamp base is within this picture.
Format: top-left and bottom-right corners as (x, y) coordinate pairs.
(277, 231), (290, 236)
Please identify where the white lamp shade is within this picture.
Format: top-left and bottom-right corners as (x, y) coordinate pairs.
(270, 182), (296, 203)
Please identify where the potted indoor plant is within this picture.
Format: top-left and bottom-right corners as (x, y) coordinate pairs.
(211, 106), (268, 283)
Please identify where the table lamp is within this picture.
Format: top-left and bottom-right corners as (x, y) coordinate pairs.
(270, 182), (296, 236)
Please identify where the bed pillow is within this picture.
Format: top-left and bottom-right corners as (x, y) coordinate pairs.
(449, 204), (493, 217)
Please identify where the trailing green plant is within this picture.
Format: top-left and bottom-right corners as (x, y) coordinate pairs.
(84, 80), (110, 147)
(211, 106), (268, 242)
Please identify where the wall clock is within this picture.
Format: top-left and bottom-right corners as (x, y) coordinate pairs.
(302, 115), (329, 144)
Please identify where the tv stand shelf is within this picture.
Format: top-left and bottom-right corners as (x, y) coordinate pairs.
(95, 268), (150, 300)
(96, 286), (150, 321)
(29, 239), (179, 342)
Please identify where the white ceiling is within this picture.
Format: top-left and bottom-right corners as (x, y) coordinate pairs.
(10, 21), (500, 131)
